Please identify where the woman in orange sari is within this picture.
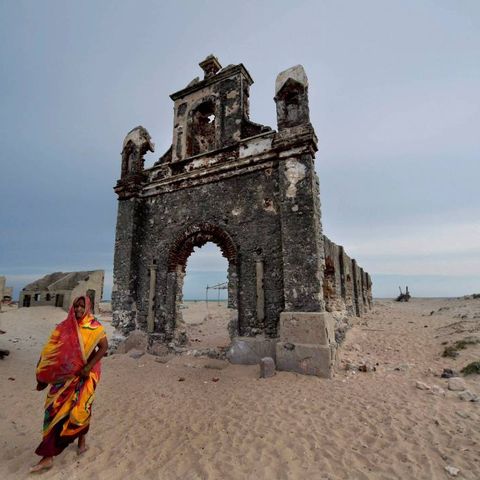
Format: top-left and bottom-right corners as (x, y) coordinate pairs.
(30, 296), (108, 473)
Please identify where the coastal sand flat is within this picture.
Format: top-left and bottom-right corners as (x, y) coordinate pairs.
(0, 298), (479, 479)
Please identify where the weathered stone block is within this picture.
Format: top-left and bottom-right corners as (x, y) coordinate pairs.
(279, 311), (335, 345)
(276, 342), (335, 378)
(122, 330), (148, 353)
(259, 357), (276, 378)
(226, 337), (277, 365)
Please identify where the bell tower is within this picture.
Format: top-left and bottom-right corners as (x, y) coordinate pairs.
(167, 55), (269, 162)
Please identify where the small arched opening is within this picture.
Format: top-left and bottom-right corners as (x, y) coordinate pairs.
(186, 100), (216, 156)
(276, 79), (308, 128)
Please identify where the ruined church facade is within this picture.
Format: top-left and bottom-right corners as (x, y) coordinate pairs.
(112, 56), (372, 377)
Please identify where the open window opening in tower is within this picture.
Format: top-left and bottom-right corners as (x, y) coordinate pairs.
(187, 100), (216, 156)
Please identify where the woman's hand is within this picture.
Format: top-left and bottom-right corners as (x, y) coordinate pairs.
(79, 365), (91, 378)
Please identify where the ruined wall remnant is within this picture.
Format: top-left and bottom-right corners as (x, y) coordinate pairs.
(112, 56), (372, 377)
(323, 236), (344, 313)
(0, 276), (10, 310)
(321, 237), (372, 318)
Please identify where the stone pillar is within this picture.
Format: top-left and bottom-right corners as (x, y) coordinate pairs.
(0, 276), (4, 312)
(175, 266), (185, 326)
(275, 65), (324, 312)
(255, 257), (265, 322)
(278, 154), (324, 311)
(352, 259), (363, 317)
(227, 262), (238, 309)
(272, 64), (333, 378)
(147, 263), (157, 333)
(340, 249), (355, 316)
(360, 267), (367, 312)
(113, 126), (152, 334)
(366, 273), (373, 309)
(164, 268), (182, 342)
(112, 198), (142, 333)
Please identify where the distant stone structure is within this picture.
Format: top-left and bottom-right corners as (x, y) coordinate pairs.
(0, 276), (13, 306)
(112, 56), (371, 377)
(19, 270), (104, 313)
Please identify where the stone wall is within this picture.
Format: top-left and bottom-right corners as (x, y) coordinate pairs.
(322, 237), (371, 317)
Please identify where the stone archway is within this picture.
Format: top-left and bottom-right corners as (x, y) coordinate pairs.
(167, 223), (237, 273)
(165, 223), (239, 346)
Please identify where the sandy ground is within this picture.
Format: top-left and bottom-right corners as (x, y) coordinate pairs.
(180, 301), (230, 350)
(0, 297), (479, 480)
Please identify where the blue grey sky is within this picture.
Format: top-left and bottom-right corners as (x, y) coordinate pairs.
(1, 0), (479, 299)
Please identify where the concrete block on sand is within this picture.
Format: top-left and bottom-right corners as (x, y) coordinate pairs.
(276, 342), (335, 378)
(226, 337), (277, 365)
(259, 357), (276, 378)
(279, 312), (335, 345)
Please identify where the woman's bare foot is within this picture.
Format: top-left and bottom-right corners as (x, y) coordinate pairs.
(77, 444), (89, 455)
(29, 456), (53, 473)
(77, 434), (88, 455)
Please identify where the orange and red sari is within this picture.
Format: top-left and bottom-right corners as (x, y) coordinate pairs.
(35, 296), (106, 457)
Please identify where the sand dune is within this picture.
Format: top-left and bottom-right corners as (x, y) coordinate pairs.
(0, 298), (479, 479)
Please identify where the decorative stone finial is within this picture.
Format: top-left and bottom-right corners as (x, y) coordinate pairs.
(199, 55), (222, 79)
(120, 126), (154, 179)
(274, 65), (310, 130)
(275, 65), (308, 97)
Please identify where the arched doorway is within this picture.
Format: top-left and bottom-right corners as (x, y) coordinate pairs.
(166, 223), (239, 351)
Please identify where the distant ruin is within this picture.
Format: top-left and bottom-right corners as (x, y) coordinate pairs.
(112, 56), (371, 377)
(0, 276), (13, 304)
(19, 270), (104, 313)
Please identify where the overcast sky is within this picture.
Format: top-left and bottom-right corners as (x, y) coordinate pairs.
(0, 0), (479, 300)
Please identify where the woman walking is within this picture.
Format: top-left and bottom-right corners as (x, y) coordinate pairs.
(30, 296), (108, 473)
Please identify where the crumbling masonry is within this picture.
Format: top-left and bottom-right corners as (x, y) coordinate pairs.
(112, 56), (372, 377)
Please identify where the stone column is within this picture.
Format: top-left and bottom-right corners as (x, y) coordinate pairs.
(273, 64), (334, 378)
(278, 153), (324, 312)
(274, 65), (324, 312)
(147, 263), (157, 333)
(112, 198), (142, 333)
(352, 259), (362, 317)
(255, 257), (265, 322)
(0, 276), (4, 312)
(227, 262), (238, 309)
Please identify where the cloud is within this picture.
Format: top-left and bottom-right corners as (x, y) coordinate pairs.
(185, 245), (229, 273)
(349, 220), (480, 258)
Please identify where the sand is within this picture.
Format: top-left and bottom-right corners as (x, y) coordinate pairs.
(0, 297), (479, 479)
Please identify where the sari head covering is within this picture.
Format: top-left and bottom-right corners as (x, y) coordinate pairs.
(36, 295), (103, 385)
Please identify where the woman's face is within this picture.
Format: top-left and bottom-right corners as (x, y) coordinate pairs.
(74, 298), (86, 320)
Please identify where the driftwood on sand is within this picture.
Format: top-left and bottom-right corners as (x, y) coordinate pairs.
(396, 286), (411, 302)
